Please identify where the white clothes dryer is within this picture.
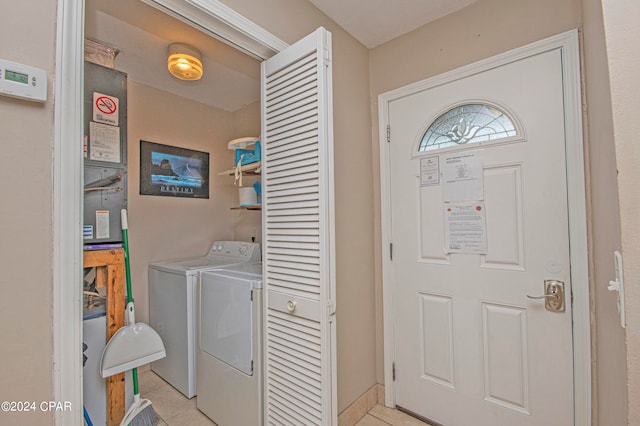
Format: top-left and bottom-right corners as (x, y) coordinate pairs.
(197, 262), (263, 426)
(148, 241), (260, 398)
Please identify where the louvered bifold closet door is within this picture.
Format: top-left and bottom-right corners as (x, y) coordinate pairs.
(261, 27), (336, 426)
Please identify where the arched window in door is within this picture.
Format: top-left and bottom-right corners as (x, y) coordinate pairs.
(418, 102), (520, 152)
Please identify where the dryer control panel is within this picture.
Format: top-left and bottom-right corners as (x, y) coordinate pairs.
(207, 241), (261, 261)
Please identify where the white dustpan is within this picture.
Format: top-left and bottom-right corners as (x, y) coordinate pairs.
(100, 301), (166, 378)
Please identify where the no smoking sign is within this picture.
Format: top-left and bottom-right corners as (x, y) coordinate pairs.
(93, 92), (119, 126)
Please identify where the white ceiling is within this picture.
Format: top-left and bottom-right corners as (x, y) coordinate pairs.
(85, 0), (476, 111)
(309, 0), (477, 48)
(85, 0), (262, 112)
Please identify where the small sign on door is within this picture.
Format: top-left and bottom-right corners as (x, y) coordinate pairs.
(420, 156), (440, 186)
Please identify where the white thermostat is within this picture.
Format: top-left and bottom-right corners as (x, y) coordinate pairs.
(0, 59), (47, 102)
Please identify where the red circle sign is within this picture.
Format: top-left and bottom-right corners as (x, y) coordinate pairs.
(96, 96), (117, 115)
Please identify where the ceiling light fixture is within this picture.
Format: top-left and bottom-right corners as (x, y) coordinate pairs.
(167, 43), (203, 81)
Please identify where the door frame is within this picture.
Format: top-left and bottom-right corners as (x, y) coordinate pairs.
(378, 30), (590, 425)
(53, 1), (287, 423)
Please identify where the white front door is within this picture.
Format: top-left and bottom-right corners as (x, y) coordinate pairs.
(386, 45), (578, 425)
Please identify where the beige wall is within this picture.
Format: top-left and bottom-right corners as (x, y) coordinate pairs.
(220, 0), (376, 413)
(581, 0), (627, 424)
(0, 2), (57, 425)
(4, 0), (634, 423)
(126, 81), (240, 323)
(369, 1), (628, 425)
(601, 1), (640, 424)
(369, 0), (581, 97)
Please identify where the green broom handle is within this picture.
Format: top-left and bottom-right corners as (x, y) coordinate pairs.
(132, 368), (140, 397)
(121, 209), (140, 396)
(121, 209), (134, 303)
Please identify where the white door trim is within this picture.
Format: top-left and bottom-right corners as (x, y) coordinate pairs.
(139, 0), (288, 60)
(53, 2), (286, 423)
(53, 1), (85, 424)
(378, 29), (590, 425)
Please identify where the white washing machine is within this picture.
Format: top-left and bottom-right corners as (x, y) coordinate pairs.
(148, 241), (260, 398)
(197, 262), (263, 426)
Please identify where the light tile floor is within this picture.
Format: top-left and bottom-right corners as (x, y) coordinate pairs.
(138, 370), (213, 426)
(138, 370), (432, 426)
(355, 405), (432, 426)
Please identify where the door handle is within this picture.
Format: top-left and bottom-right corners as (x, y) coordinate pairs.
(526, 280), (565, 312)
(526, 294), (560, 301)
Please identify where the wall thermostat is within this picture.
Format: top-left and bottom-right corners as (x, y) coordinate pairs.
(0, 59), (47, 102)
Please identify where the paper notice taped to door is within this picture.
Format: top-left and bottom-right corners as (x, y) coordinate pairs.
(420, 156), (440, 186)
(444, 202), (487, 254)
(441, 150), (484, 201)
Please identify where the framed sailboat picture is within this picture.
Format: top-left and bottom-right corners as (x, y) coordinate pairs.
(140, 140), (209, 198)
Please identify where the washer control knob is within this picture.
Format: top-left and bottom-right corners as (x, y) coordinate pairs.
(239, 245), (247, 254)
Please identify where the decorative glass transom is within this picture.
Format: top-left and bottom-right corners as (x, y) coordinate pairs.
(418, 103), (518, 151)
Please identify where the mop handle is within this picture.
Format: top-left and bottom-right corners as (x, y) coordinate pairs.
(121, 209), (134, 304)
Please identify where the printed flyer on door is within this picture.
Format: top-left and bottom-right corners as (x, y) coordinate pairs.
(444, 202), (488, 254)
